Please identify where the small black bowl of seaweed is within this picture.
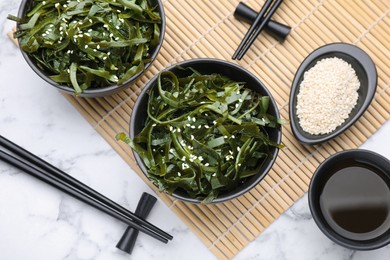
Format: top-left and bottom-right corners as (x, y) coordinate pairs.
(117, 58), (284, 203)
(10, 0), (165, 97)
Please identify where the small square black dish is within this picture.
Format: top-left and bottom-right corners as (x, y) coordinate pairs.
(289, 43), (377, 145)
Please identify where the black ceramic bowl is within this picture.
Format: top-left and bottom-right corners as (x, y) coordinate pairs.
(16, 0), (165, 98)
(289, 43), (377, 145)
(308, 149), (390, 250)
(130, 58), (282, 203)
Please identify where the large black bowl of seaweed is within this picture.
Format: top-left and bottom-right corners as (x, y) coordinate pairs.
(117, 58), (283, 203)
(9, 0), (165, 97)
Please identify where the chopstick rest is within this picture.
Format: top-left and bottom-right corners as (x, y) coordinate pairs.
(116, 192), (157, 254)
(234, 2), (290, 42)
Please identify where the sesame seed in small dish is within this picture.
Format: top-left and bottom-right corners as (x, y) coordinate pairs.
(289, 43), (377, 145)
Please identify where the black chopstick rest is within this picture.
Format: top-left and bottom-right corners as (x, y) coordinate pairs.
(116, 192), (157, 254)
(234, 2), (291, 42)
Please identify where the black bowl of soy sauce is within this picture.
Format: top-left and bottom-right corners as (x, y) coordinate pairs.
(308, 149), (390, 250)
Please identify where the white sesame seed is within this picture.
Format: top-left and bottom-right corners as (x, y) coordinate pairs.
(107, 52), (111, 55)
(190, 125), (195, 129)
(235, 103), (239, 108)
(84, 33), (90, 36)
(205, 125), (209, 129)
(109, 33), (113, 37)
(169, 148), (174, 153)
(224, 135), (228, 139)
(93, 49), (97, 52)
(84, 44), (88, 49)
(239, 98), (243, 102)
(238, 163), (242, 167)
(117, 9), (121, 13)
(172, 129), (176, 133)
(49, 24), (54, 27)
(213, 120), (217, 125)
(231, 135), (235, 139)
(181, 156), (186, 161)
(152, 123), (157, 127)
(212, 173), (216, 176)
(198, 125), (201, 129)
(42, 33), (47, 37)
(177, 128), (181, 133)
(97, 44), (100, 49)
(198, 156), (203, 161)
(89, 19), (92, 23)
(115, 37), (119, 40)
(42, 1), (46, 5)
(177, 172), (181, 177)
(186, 123), (191, 127)
(115, 26), (120, 29)
(192, 117), (196, 122)
(88, 29), (92, 32)
(63, 4), (67, 7)
(229, 150), (233, 155)
(59, 36), (63, 41)
(55, 3), (59, 8)
(191, 135), (194, 140)
(103, 56), (107, 60)
(237, 147), (241, 152)
(187, 116), (191, 121)
(169, 126), (173, 131)
(67, 69), (70, 73)
(205, 163), (209, 166)
(78, 21), (83, 25)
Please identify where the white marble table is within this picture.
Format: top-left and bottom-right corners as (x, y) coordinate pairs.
(1, 1), (389, 259)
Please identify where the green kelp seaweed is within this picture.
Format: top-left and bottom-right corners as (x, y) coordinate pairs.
(117, 68), (284, 202)
(9, 0), (161, 94)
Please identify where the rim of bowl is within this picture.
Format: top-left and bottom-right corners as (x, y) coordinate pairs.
(130, 58), (282, 203)
(16, 0), (166, 97)
(289, 42), (377, 145)
(308, 149), (390, 250)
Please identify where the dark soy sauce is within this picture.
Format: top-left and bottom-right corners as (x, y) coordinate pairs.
(320, 161), (390, 241)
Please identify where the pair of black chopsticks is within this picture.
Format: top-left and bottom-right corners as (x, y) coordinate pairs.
(0, 135), (172, 244)
(232, 0), (283, 60)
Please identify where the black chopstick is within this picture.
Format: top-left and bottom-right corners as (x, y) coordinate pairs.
(232, 0), (274, 60)
(233, 0), (283, 60)
(0, 135), (172, 242)
(0, 136), (172, 243)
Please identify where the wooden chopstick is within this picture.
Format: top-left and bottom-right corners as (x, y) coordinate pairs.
(0, 136), (173, 243)
(233, 0), (284, 60)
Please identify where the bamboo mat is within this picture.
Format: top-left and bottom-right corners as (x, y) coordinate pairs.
(9, 0), (390, 259)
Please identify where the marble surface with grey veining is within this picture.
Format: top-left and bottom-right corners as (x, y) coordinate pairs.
(1, 1), (390, 259)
